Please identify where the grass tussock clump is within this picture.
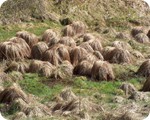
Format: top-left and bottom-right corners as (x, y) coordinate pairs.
(52, 88), (102, 118)
(42, 29), (58, 46)
(58, 37), (76, 47)
(83, 33), (95, 42)
(88, 39), (103, 52)
(0, 37), (31, 61)
(112, 41), (132, 50)
(136, 60), (150, 77)
(73, 60), (93, 77)
(42, 44), (70, 66)
(62, 21), (86, 37)
(39, 62), (56, 77)
(91, 60), (115, 81)
(5, 61), (29, 74)
(147, 30), (150, 38)
(70, 46), (88, 66)
(53, 61), (73, 79)
(16, 31), (39, 48)
(81, 51), (104, 64)
(29, 60), (55, 77)
(104, 48), (133, 64)
(0, 83), (28, 104)
(134, 33), (149, 43)
(31, 42), (48, 60)
(142, 77), (150, 92)
(131, 27), (144, 37)
(79, 42), (94, 53)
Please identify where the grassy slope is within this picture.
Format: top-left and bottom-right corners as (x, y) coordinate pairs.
(0, 19), (146, 119)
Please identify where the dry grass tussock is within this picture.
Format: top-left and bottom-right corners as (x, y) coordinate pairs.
(79, 42), (94, 53)
(80, 51), (104, 64)
(70, 46), (88, 66)
(131, 50), (144, 59)
(134, 33), (149, 43)
(52, 61), (73, 79)
(5, 61), (29, 73)
(0, 72), (11, 85)
(62, 21), (86, 37)
(0, 37), (31, 61)
(112, 41), (132, 50)
(102, 46), (115, 60)
(83, 33), (95, 42)
(91, 60), (115, 81)
(131, 27), (144, 37)
(104, 48), (133, 64)
(58, 36), (76, 47)
(31, 42), (48, 60)
(29, 60), (55, 77)
(147, 30), (150, 38)
(16, 31), (38, 48)
(0, 83), (52, 118)
(0, 83), (28, 104)
(42, 29), (58, 46)
(136, 60), (150, 77)
(42, 44), (70, 66)
(142, 77), (150, 92)
(52, 88), (102, 118)
(88, 39), (103, 52)
(73, 60), (93, 77)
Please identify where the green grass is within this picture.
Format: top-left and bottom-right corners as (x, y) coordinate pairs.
(0, 20), (62, 42)
(19, 73), (63, 103)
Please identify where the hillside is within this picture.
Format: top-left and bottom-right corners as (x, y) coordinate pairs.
(0, 0), (150, 120)
(0, 0), (150, 27)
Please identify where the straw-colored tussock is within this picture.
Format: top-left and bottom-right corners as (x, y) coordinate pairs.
(42, 29), (58, 46)
(131, 27), (143, 37)
(141, 77), (150, 92)
(88, 39), (103, 52)
(147, 30), (150, 38)
(91, 60), (115, 81)
(116, 32), (130, 39)
(16, 31), (38, 48)
(79, 42), (94, 53)
(81, 51), (104, 64)
(53, 61), (73, 79)
(62, 21), (86, 37)
(102, 46), (115, 60)
(73, 60), (93, 77)
(134, 33), (149, 43)
(42, 44), (70, 66)
(58, 37), (76, 47)
(136, 60), (150, 77)
(70, 46), (88, 66)
(93, 51), (104, 60)
(131, 50), (144, 59)
(62, 25), (75, 37)
(29, 60), (55, 77)
(31, 42), (48, 60)
(105, 48), (133, 64)
(52, 88), (102, 116)
(0, 72), (11, 84)
(83, 33), (95, 42)
(5, 61), (29, 73)
(29, 60), (43, 73)
(0, 37), (31, 61)
(112, 41), (132, 50)
(71, 21), (86, 36)
(0, 83), (28, 104)
(39, 62), (56, 77)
